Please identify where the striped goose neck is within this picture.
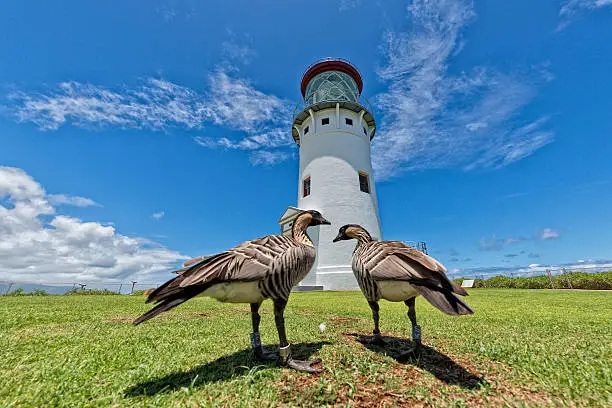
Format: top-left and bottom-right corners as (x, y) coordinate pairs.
(353, 229), (373, 246)
(292, 216), (314, 246)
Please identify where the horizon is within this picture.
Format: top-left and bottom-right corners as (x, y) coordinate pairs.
(1, 0), (611, 286)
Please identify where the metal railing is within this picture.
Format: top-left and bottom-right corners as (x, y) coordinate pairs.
(292, 93), (375, 121)
(403, 241), (428, 254)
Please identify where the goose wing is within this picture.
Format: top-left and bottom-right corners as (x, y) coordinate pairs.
(365, 241), (448, 281)
(145, 235), (307, 304)
(363, 240), (472, 315)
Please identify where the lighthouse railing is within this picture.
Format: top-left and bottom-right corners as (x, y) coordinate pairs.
(292, 94), (375, 121)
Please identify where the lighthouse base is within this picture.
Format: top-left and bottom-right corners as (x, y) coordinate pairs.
(309, 265), (360, 291)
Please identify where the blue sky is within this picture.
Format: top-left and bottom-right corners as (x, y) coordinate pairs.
(1, 0), (611, 284)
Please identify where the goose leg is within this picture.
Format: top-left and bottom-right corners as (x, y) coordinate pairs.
(274, 299), (322, 373)
(361, 301), (386, 345)
(250, 302), (278, 361)
(400, 297), (422, 357)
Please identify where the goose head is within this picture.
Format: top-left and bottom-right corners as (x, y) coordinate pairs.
(333, 224), (370, 242)
(297, 210), (331, 227)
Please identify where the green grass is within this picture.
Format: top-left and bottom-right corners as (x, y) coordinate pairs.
(1, 289), (610, 407)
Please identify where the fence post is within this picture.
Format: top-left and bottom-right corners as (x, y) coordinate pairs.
(118, 283), (123, 294)
(546, 269), (555, 289)
(562, 268), (572, 289)
(131, 281), (137, 294)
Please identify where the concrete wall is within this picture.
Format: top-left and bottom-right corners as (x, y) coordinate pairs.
(296, 107), (382, 290)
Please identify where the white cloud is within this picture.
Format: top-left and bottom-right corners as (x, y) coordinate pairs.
(479, 226), (562, 251)
(204, 70), (292, 134)
(479, 234), (527, 251)
(8, 69), (294, 167)
(504, 237), (527, 245)
(194, 128), (293, 152)
(528, 263), (541, 268)
(151, 211), (165, 220)
(221, 30), (257, 64)
(557, 0), (612, 30)
(10, 79), (206, 131)
(0, 166), (187, 283)
(479, 235), (503, 251)
(371, 0), (554, 180)
(249, 150), (293, 166)
(339, 0), (361, 11)
(538, 227), (561, 240)
(156, 6), (178, 22)
(48, 194), (100, 208)
(155, 5), (196, 23)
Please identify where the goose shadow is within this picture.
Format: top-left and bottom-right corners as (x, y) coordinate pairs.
(125, 341), (329, 397)
(347, 333), (485, 390)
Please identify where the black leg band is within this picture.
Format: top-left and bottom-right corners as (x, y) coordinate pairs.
(250, 332), (262, 350)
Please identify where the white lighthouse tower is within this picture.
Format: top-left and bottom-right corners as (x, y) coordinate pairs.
(279, 58), (382, 290)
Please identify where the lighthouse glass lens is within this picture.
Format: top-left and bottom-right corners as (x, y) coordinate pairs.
(305, 71), (359, 105)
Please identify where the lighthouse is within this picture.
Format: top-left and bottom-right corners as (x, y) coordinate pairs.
(279, 58), (382, 290)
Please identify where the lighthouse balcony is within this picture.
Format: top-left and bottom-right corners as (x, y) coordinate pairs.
(292, 97), (376, 144)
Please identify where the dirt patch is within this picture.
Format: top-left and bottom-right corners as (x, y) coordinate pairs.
(15, 323), (74, 338)
(191, 312), (211, 318)
(277, 336), (569, 407)
(343, 376), (558, 407)
(104, 311), (211, 325)
(330, 315), (365, 323)
(279, 364), (563, 407)
(299, 310), (324, 316)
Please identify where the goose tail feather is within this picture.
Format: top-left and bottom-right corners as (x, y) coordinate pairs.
(133, 276), (209, 325)
(133, 297), (188, 325)
(411, 283), (474, 316)
(451, 282), (469, 296)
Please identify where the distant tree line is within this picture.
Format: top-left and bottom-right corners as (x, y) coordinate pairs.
(3, 287), (157, 296)
(454, 271), (612, 290)
(4, 288), (50, 296)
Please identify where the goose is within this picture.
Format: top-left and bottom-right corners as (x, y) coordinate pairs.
(133, 210), (331, 373)
(333, 224), (473, 354)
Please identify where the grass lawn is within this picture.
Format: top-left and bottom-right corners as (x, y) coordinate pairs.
(1, 289), (610, 407)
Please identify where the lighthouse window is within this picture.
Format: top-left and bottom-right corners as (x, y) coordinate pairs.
(345, 118), (353, 126)
(359, 172), (370, 193)
(304, 126), (309, 135)
(303, 177), (311, 197)
(321, 117), (330, 125)
(282, 221), (293, 233)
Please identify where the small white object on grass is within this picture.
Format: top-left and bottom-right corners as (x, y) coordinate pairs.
(319, 323), (326, 333)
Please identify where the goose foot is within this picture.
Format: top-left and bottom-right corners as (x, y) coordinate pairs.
(286, 357), (323, 374)
(280, 344), (323, 374)
(251, 332), (278, 361)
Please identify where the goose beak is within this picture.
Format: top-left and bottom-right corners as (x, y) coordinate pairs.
(315, 215), (331, 225)
(332, 232), (344, 243)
